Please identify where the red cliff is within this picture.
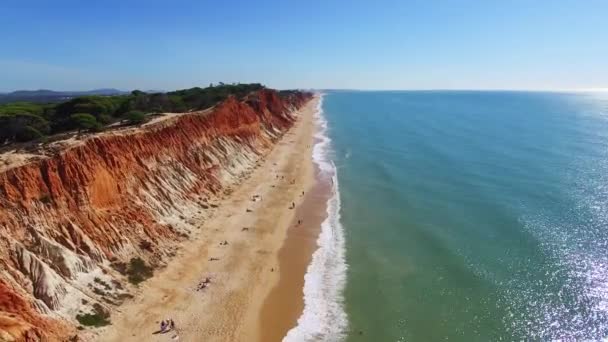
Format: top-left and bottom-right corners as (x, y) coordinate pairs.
(0, 89), (312, 341)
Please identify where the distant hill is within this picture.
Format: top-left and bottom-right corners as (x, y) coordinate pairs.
(0, 88), (127, 104)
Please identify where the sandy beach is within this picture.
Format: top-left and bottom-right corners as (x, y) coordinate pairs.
(259, 167), (332, 341)
(98, 96), (320, 342)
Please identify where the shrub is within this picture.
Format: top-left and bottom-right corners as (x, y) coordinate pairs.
(92, 287), (106, 296)
(76, 304), (110, 327)
(125, 111), (146, 125)
(98, 114), (114, 125)
(39, 194), (52, 204)
(139, 240), (153, 251)
(0, 112), (50, 143)
(70, 113), (98, 132)
(15, 126), (44, 142)
(76, 313), (110, 327)
(126, 257), (154, 285)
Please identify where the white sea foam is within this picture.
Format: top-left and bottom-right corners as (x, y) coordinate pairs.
(283, 94), (349, 342)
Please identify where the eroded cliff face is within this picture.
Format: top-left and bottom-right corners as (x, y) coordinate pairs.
(0, 89), (312, 341)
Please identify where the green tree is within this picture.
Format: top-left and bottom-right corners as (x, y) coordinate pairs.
(0, 113), (49, 143)
(70, 113), (99, 132)
(98, 114), (114, 125)
(16, 126), (44, 142)
(169, 95), (186, 112)
(125, 111), (146, 125)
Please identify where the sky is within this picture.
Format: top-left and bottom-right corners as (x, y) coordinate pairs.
(1, 0), (607, 92)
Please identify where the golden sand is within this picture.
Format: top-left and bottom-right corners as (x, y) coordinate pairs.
(98, 97), (320, 342)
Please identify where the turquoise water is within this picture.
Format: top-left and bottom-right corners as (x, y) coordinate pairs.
(322, 91), (608, 341)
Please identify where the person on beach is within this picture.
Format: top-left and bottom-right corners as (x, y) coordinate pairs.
(160, 320), (167, 332)
(169, 319), (175, 330)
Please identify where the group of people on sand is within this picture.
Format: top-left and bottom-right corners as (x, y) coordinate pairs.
(159, 318), (175, 333)
(196, 277), (211, 291)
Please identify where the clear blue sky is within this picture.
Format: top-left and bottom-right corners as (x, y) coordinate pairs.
(1, 0), (607, 91)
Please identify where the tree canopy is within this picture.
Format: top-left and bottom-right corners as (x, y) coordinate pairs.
(0, 83), (267, 144)
(126, 111), (146, 125)
(70, 113), (99, 132)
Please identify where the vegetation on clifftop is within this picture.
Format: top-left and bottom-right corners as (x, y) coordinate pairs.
(0, 83), (265, 144)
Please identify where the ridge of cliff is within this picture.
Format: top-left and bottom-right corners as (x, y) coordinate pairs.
(0, 89), (312, 341)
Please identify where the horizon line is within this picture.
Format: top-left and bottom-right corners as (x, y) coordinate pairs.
(314, 87), (608, 93)
(2, 86), (608, 94)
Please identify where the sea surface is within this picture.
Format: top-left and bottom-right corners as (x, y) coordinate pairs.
(293, 90), (608, 341)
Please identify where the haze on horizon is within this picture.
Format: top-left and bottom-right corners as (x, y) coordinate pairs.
(1, 0), (607, 92)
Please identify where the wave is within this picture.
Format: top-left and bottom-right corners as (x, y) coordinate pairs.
(283, 94), (349, 341)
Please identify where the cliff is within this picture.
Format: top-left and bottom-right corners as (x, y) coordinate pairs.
(0, 89), (312, 341)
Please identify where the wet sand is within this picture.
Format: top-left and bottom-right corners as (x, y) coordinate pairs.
(259, 166), (332, 341)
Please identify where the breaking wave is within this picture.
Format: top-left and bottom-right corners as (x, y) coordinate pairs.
(283, 94), (348, 341)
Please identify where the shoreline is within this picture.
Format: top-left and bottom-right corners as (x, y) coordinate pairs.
(97, 96), (319, 341)
(258, 160), (332, 341)
(260, 93), (348, 341)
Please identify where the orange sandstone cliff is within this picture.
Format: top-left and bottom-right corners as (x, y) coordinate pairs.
(0, 89), (312, 341)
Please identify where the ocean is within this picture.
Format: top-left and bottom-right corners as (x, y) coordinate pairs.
(291, 90), (608, 341)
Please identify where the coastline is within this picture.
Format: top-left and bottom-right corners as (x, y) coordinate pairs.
(260, 94), (348, 342)
(97, 96), (319, 341)
(258, 161), (332, 341)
